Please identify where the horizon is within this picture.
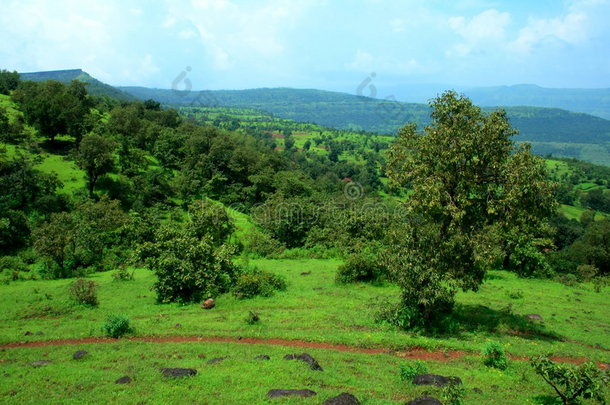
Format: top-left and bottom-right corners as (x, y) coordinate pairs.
(3, 0), (610, 100)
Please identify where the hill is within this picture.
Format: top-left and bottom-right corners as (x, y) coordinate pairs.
(119, 86), (610, 143)
(20, 69), (134, 101)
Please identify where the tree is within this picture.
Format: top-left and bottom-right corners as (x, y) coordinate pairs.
(187, 199), (235, 245)
(385, 91), (556, 326)
(0, 69), (20, 95)
(33, 212), (76, 278)
(76, 134), (116, 197)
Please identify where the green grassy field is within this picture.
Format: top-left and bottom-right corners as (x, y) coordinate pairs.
(1, 259), (608, 404)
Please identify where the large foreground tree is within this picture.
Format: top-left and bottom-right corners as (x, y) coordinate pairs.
(385, 91), (556, 327)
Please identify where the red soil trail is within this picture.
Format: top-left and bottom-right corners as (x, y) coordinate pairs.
(1, 335), (606, 368)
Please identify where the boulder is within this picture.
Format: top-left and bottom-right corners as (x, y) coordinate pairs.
(526, 314), (543, 322)
(207, 357), (227, 365)
(160, 368), (197, 378)
(115, 376), (132, 384)
(72, 350), (88, 360)
(255, 355), (271, 360)
(284, 353), (323, 371)
(29, 360), (52, 368)
(412, 374), (462, 387)
(267, 389), (317, 398)
(405, 397), (443, 405)
(324, 392), (361, 404)
(201, 298), (215, 309)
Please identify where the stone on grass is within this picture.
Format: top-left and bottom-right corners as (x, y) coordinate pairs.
(115, 376), (132, 384)
(255, 355), (270, 360)
(29, 360), (52, 368)
(412, 374), (462, 387)
(284, 353), (323, 371)
(72, 350), (88, 360)
(324, 392), (361, 404)
(160, 368), (197, 378)
(405, 397), (443, 405)
(201, 298), (215, 309)
(207, 357), (228, 365)
(267, 389), (317, 398)
(526, 314), (543, 322)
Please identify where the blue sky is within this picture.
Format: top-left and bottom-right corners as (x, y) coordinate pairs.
(1, 0), (609, 97)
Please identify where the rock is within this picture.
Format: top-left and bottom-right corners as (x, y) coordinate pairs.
(255, 355), (270, 360)
(284, 353), (323, 371)
(412, 374), (462, 387)
(473, 388), (483, 394)
(207, 357), (228, 364)
(300, 272), (311, 276)
(324, 392), (361, 404)
(267, 389), (317, 398)
(174, 323), (182, 328)
(24, 331), (33, 336)
(115, 376), (132, 384)
(160, 368), (197, 378)
(29, 360), (52, 368)
(526, 314), (543, 322)
(201, 298), (215, 309)
(72, 350), (88, 360)
(405, 397), (443, 405)
(35, 331), (44, 336)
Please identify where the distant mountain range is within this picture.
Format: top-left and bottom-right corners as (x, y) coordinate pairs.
(16, 69), (610, 164)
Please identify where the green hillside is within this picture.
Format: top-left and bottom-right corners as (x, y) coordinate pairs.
(20, 69), (134, 101)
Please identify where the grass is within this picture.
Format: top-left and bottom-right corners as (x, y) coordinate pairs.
(2, 339), (591, 404)
(1, 260), (609, 364)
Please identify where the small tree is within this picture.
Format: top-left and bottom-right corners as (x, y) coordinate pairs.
(33, 212), (76, 278)
(187, 199), (235, 245)
(385, 91), (556, 326)
(531, 355), (609, 405)
(76, 134), (116, 197)
(0, 69), (20, 95)
(140, 226), (240, 303)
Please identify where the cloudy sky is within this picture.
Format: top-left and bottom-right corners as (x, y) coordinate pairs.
(1, 0), (609, 96)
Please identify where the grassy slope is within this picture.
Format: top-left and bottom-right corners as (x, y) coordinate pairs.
(1, 260), (608, 404)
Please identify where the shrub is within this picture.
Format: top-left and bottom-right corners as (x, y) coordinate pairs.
(102, 314), (133, 338)
(232, 268), (287, 299)
(0, 256), (29, 273)
(531, 355), (609, 405)
(140, 226), (240, 304)
(336, 249), (386, 284)
(112, 267), (134, 282)
(242, 230), (285, 257)
(441, 378), (466, 405)
(482, 341), (508, 370)
(245, 311), (260, 325)
(576, 264), (598, 281)
(399, 360), (428, 381)
(68, 278), (98, 307)
(593, 276), (608, 293)
(374, 299), (424, 331)
(506, 289), (524, 299)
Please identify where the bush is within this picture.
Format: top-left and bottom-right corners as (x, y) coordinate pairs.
(68, 279), (98, 307)
(0, 256), (29, 273)
(482, 341), (508, 370)
(576, 264), (598, 281)
(242, 230), (285, 257)
(245, 311), (260, 325)
(531, 355), (609, 405)
(336, 248), (386, 284)
(593, 276), (608, 293)
(441, 378), (466, 405)
(140, 226), (240, 303)
(506, 289), (524, 299)
(111, 267), (134, 282)
(232, 268), (287, 299)
(399, 360), (428, 381)
(374, 299), (424, 331)
(102, 314), (133, 338)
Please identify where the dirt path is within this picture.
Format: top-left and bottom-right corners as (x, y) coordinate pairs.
(1, 335), (606, 368)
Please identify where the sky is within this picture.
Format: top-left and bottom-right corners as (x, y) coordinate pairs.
(1, 0), (609, 97)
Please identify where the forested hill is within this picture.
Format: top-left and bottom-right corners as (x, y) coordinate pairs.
(119, 86), (610, 144)
(20, 69), (134, 101)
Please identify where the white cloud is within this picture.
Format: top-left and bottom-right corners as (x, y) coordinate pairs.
(447, 9), (511, 57)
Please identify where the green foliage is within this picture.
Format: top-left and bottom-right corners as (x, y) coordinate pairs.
(102, 314), (133, 338)
(441, 379), (467, 405)
(399, 361), (428, 382)
(187, 199), (235, 245)
(76, 134), (116, 197)
(111, 267), (134, 282)
(482, 341), (509, 370)
(241, 230), (285, 257)
(566, 219), (610, 275)
(140, 226), (240, 303)
(68, 278), (98, 307)
(232, 267), (287, 299)
(336, 247), (385, 284)
(244, 311), (260, 325)
(0, 70), (20, 95)
(531, 355), (609, 405)
(385, 91), (556, 326)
